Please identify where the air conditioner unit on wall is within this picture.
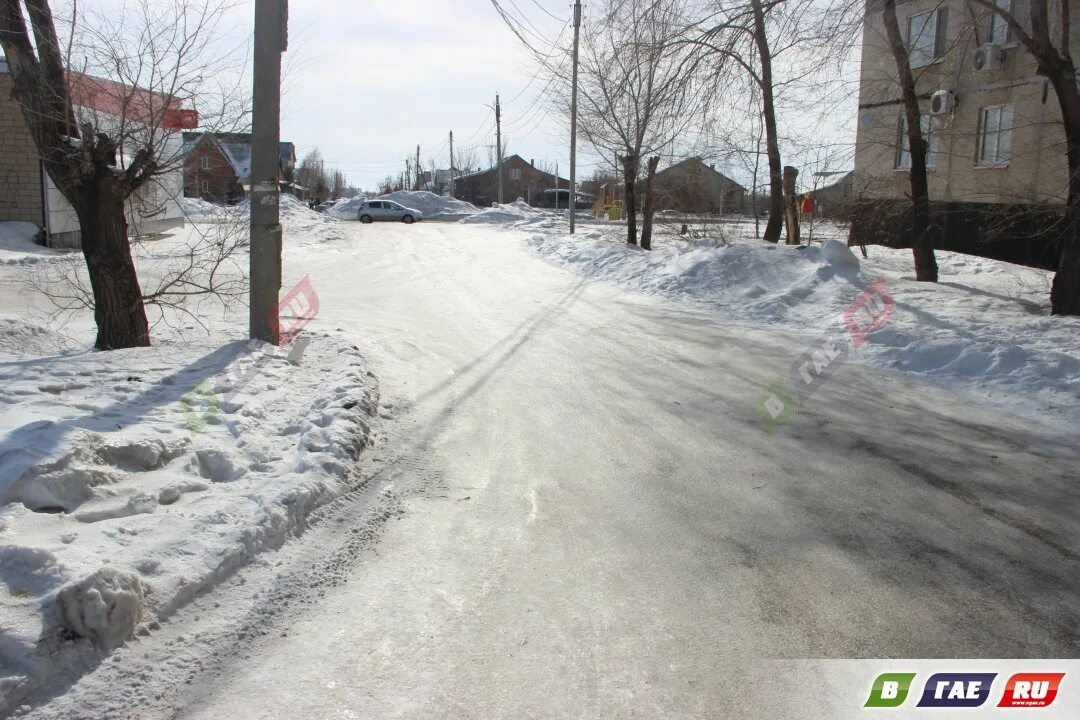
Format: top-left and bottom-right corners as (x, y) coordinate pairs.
(929, 89), (956, 115)
(973, 43), (1005, 72)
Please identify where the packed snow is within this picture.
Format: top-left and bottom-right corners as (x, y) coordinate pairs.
(523, 218), (1080, 425)
(327, 191), (479, 222)
(0, 219), (377, 713)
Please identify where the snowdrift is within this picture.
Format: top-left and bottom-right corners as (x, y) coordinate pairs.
(0, 328), (379, 712)
(460, 200), (551, 225)
(180, 195), (344, 245)
(524, 225), (1080, 425)
(0, 222), (61, 266)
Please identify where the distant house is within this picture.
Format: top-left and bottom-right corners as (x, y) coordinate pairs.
(182, 132), (297, 203)
(0, 58), (197, 247)
(812, 171), (854, 219)
(453, 155), (571, 207)
(653, 158), (746, 214)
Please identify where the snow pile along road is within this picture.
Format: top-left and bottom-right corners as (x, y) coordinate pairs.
(460, 200), (551, 225)
(0, 223), (62, 266)
(0, 324), (378, 713)
(179, 195), (345, 245)
(524, 225), (1080, 425)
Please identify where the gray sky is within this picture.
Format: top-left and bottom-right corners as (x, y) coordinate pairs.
(275, 0), (574, 191)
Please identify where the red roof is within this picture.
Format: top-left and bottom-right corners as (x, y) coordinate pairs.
(67, 73), (198, 130)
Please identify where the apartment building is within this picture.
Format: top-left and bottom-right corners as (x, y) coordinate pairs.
(851, 0), (1073, 267)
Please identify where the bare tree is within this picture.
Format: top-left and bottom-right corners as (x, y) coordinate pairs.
(968, 0), (1080, 314)
(574, 0), (710, 248)
(0, 0), (244, 349)
(881, 0), (938, 281)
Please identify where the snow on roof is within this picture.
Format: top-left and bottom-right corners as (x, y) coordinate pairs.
(218, 141), (253, 181)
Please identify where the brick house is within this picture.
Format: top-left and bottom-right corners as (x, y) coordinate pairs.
(652, 158), (746, 214)
(850, 0), (1075, 267)
(452, 155), (570, 207)
(182, 133), (297, 203)
(0, 59), (44, 227)
(0, 58), (196, 247)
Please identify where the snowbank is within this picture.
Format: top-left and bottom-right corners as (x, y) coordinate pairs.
(524, 224), (1080, 425)
(179, 195), (344, 245)
(0, 327), (378, 712)
(459, 200), (550, 225)
(329, 191), (479, 222)
(0, 223), (61, 266)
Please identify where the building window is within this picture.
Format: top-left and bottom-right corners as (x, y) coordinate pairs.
(989, 0), (1014, 44)
(200, 156), (212, 170)
(896, 115), (941, 170)
(978, 104), (1013, 165)
(907, 8), (948, 67)
(509, 168), (522, 181)
(201, 180), (211, 195)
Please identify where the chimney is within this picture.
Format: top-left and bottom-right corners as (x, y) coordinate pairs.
(530, 159), (535, 167)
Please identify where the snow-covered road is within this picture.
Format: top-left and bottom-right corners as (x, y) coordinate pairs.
(26, 221), (1080, 719)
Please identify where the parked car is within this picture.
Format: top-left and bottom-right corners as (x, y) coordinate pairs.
(314, 200), (336, 214)
(356, 200), (424, 224)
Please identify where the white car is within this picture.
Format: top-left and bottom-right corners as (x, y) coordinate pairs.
(357, 200), (424, 224)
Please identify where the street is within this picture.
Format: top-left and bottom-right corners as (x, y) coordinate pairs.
(28, 221), (1080, 719)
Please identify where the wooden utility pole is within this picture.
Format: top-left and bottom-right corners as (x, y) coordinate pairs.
(415, 144), (421, 190)
(250, 0), (287, 344)
(569, 0), (582, 233)
(783, 165), (800, 245)
(495, 94), (504, 204)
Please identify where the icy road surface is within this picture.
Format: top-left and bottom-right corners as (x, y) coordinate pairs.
(30, 222), (1080, 719)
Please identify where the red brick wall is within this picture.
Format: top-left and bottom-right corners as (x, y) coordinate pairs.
(183, 140), (243, 202)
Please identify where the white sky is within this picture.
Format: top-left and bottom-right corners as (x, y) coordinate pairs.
(268, 0), (575, 191)
(197, 0), (856, 193)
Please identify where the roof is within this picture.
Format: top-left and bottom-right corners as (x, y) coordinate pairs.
(656, 157), (747, 192)
(454, 155), (570, 186)
(68, 73), (197, 129)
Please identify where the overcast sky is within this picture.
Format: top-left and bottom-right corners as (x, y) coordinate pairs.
(273, 0), (574, 191)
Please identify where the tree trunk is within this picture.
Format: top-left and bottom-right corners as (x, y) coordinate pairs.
(1046, 68), (1080, 314)
(76, 191), (151, 350)
(641, 156), (660, 251)
(882, 0), (938, 282)
(621, 154), (638, 246)
(750, 0), (784, 243)
(783, 165), (801, 245)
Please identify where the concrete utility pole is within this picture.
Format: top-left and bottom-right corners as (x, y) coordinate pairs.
(415, 145), (421, 190)
(569, 0), (582, 233)
(250, 0), (288, 344)
(495, 94), (504, 204)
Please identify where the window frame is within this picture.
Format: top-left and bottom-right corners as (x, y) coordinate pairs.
(907, 7), (948, 68)
(200, 156), (212, 170)
(989, 0), (1016, 45)
(200, 179), (210, 195)
(509, 168), (523, 181)
(977, 104), (1014, 166)
(895, 114), (941, 171)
